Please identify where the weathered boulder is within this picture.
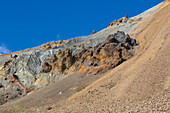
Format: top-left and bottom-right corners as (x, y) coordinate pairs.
(41, 62), (52, 73)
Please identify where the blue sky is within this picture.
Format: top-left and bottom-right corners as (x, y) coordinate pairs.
(0, 0), (163, 53)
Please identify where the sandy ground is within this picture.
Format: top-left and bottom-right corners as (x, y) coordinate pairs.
(0, 71), (106, 112)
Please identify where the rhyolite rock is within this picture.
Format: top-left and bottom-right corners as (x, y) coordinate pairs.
(0, 31), (138, 105)
(108, 14), (142, 27)
(91, 30), (96, 35)
(41, 62), (52, 73)
(40, 31), (137, 77)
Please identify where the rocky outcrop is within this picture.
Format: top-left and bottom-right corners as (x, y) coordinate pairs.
(41, 62), (52, 73)
(40, 40), (64, 50)
(108, 14), (142, 27)
(40, 31), (137, 77)
(0, 31), (138, 105)
(91, 30), (96, 35)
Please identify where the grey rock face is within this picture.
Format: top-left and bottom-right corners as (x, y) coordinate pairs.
(0, 29), (138, 105)
(36, 31), (138, 84)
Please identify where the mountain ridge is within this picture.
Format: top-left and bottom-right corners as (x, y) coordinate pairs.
(0, 0), (169, 112)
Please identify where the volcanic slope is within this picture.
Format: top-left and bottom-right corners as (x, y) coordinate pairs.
(0, 1), (169, 113)
(53, 2), (170, 112)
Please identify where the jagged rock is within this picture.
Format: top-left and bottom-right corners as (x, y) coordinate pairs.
(10, 54), (18, 59)
(108, 14), (141, 27)
(84, 58), (94, 67)
(0, 31), (138, 105)
(41, 43), (51, 50)
(114, 31), (126, 43)
(48, 49), (76, 74)
(91, 30), (96, 35)
(121, 47), (132, 60)
(42, 30), (137, 75)
(114, 31), (138, 46)
(100, 45), (112, 57)
(41, 62), (52, 73)
(105, 34), (117, 43)
(130, 38), (137, 46)
(10, 74), (19, 82)
(34, 73), (54, 88)
(118, 18), (123, 23)
(72, 48), (86, 58)
(52, 55), (57, 63)
(108, 19), (118, 26)
(122, 14), (128, 23)
(125, 14), (128, 18)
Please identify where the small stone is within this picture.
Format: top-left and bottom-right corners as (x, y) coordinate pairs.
(59, 91), (63, 95)
(0, 83), (3, 88)
(91, 30), (96, 35)
(47, 107), (52, 110)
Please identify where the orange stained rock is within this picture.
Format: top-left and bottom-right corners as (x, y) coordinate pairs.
(78, 64), (87, 73)
(125, 14), (128, 18)
(51, 63), (56, 70)
(25, 87), (34, 92)
(70, 63), (76, 74)
(70, 69), (76, 74)
(86, 55), (92, 59)
(58, 63), (62, 69)
(162, 0), (170, 3)
(10, 74), (16, 82)
(94, 54), (107, 62)
(10, 74), (34, 94)
(91, 30), (96, 35)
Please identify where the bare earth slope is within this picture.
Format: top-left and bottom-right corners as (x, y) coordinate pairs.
(0, 1), (169, 113)
(52, 2), (170, 112)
